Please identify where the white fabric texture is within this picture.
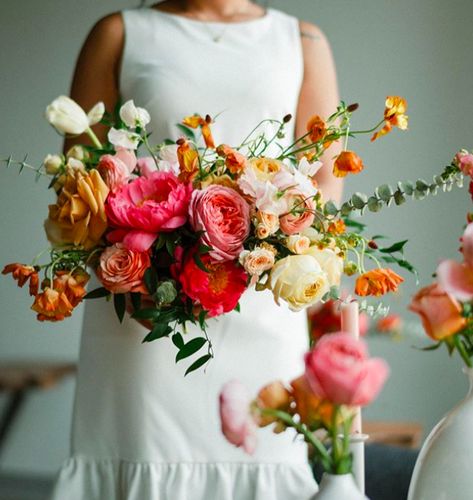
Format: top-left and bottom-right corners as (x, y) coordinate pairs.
(50, 6), (318, 500)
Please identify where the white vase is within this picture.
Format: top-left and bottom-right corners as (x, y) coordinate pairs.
(312, 473), (369, 500)
(408, 367), (473, 500)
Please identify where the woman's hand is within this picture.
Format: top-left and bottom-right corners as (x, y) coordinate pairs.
(125, 292), (156, 331)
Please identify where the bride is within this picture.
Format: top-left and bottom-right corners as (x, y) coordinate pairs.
(50, 1), (343, 498)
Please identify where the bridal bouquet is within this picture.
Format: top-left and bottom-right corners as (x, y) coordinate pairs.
(2, 95), (462, 373)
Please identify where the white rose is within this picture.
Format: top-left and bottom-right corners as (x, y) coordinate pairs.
(43, 154), (63, 175)
(239, 247), (275, 276)
(286, 234), (311, 254)
(45, 96), (104, 135)
(119, 100), (151, 129)
(66, 145), (88, 161)
(269, 254), (329, 311)
(305, 246), (344, 287)
(108, 128), (141, 150)
(302, 226), (323, 242)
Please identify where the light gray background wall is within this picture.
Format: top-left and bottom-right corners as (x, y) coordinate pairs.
(0, 0), (472, 476)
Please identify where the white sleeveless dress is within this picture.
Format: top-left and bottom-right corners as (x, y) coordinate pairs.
(50, 6), (318, 500)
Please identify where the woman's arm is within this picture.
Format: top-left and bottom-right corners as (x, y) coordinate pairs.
(295, 21), (344, 205)
(63, 13), (124, 153)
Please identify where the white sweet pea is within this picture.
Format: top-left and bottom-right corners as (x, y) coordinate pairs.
(119, 100), (151, 129)
(297, 157), (323, 177)
(255, 181), (287, 216)
(43, 154), (63, 175)
(108, 127), (141, 150)
(45, 96), (104, 135)
(157, 144), (180, 175)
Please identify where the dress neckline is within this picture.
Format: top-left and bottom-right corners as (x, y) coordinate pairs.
(145, 6), (273, 26)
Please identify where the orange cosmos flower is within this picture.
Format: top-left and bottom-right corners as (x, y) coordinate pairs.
(177, 139), (199, 183)
(371, 96), (409, 142)
(2, 263), (39, 296)
(53, 268), (90, 307)
(182, 114), (215, 149)
(355, 268), (404, 297)
(306, 115), (327, 143)
(216, 144), (247, 174)
(333, 151), (364, 178)
(31, 287), (74, 322)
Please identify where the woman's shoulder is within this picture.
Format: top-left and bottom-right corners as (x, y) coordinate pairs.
(87, 11), (125, 44)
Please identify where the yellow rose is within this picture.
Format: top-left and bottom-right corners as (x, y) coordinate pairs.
(269, 254), (329, 311)
(305, 246), (344, 288)
(248, 157), (284, 182)
(44, 168), (109, 250)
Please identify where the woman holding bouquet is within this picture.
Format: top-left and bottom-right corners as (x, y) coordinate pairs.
(49, 0), (342, 498)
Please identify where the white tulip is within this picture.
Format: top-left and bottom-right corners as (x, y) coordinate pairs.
(108, 127), (141, 150)
(45, 96), (105, 135)
(43, 154), (63, 175)
(119, 100), (151, 129)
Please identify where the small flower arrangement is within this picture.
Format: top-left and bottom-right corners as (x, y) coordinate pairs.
(2, 95), (462, 373)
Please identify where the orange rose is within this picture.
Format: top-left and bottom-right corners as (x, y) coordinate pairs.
(44, 168), (109, 250)
(216, 144), (247, 174)
(53, 268), (90, 307)
(306, 115), (327, 143)
(355, 268), (404, 297)
(256, 381), (292, 427)
(371, 96), (409, 142)
(31, 287), (74, 322)
(177, 139), (199, 183)
(409, 283), (467, 340)
(2, 263), (39, 296)
(333, 151), (364, 178)
(290, 376), (333, 428)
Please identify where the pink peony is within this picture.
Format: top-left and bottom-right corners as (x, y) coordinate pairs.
(305, 332), (389, 407)
(96, 243), (150, 294)
(279, 189), (316, 236)
(105, 171), (193, 252)
(437, 223), (473, 301)
(97, 148), (136, 191)
(219, 380), (257, 454)
(189, 185), (250, 261)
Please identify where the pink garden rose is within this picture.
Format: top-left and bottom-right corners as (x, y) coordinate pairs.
(189, 185), (250, 261)
(455, 150), (473, 177)
(279, 189), (316, 236)
(97, 148), (136, 191)
(105, 171), (193, 252)
(219, 380), (257, 454)
(437, 223), (473, 301)
(96, 243), (150, 294)
(305, 332), (389, 407)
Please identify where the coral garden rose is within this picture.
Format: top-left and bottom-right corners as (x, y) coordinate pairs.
(239, 246), (275, 278)
(305, 332), (390, 406)
(44, 168), (110, 250)
(333, 151), (364, 178)
(189, 185), (250, 261)
(96, 243), (150, 294)
(409, 283), (467, 340)
(97, 148), (137, 191)
(178, 250), (248, 317)
(279, 190), (316, 236)
(355, 268), (403, 297)
(219, 380), (257, 454)
(105, 171), (192, 252)
(269, 254), (330, 311)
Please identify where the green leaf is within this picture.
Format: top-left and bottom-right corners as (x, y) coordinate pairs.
(344, 218), (366, 231)
(172, 332), (185, 349)
(176, 337), (208, 362)
(132, 307), (160, 321)
(367, 196), (383, 212)
(142, 323), (172, 343)
(198, 244), (213, 254)
(376, 184), (394, 202)
(394, 190), (406, 205)
(414, 188), (427, 200)
(113, 293), (126, 323)
(379, 240), (408, 254)
(340, 201), (353, 216)
(350, 192), (368, 209)
(84, 287), (111, 299)
(198, 310), (207, 329)
(234, 302), (241, 313)
(420, 342), (442, 352)
(371, 234), (387, 240)
(416, 179), (430, 193)
(193, 252), (209, 273)
(144, 267), (158, 294)
(185, 354), (212, 376)
(398, 181), (414, 195)
(323, 200), (339, 216)
(176, 123), (196, 141)
(130, 292), (141, 311)
(165, 237), (176, 256)
(155, 234), (166, 251)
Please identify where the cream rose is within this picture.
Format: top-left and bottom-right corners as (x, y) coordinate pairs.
(286, 235), (311, 254)
(239, 247), (275, 277)
(269, 254), (330, 311)
(305, 246), (344, 287)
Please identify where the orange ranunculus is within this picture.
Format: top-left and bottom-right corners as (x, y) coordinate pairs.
(2, 263), (39, 296)
(53, 268), (90, 307)
(409, 283), (467, 341)
(371, 96), (409, 142)
(31, 287), (74, 322)
(177, 140), (199, 183)
(216, 144), (247, 174)
(306, 115), (327, 143)
(44, 168), (109, 250)
(333, 151), (364, 178)
(355, 268), (404, 297)
(290, 376), (333, 428)
(376, 314), (403, 333)
(256, 381), (292, 427)
(327, 219), (346, 235)
(182, 114), (215, 149)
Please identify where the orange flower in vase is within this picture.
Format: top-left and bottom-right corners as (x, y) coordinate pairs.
(371, 96), (409, 142)
(355, 268), (404, 297)
(53, 268), (90, 307)
(333, 151), (364, 178)
(2, 263), (39, 296)
(31, 287), (74, 322)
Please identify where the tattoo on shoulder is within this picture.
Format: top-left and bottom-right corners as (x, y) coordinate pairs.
(300, 30), (321, 41)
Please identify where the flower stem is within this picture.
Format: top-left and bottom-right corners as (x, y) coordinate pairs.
(86, 127), (103, 149)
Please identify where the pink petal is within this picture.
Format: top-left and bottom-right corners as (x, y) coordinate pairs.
(122, 230), (157, 252)
(462, 223), (473, 268)
(437, 259), (473, 302)
(115, 148), (137, 174)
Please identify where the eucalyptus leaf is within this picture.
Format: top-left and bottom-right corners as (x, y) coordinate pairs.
(398, 181), (414, 195)
(376, 184), (393, 202)
(415, 179), (430, 193)
(350, 192), (368, 209)
(340, 201), (353, 216)
(367, 196), (383, 212)
(394, 190), (406, 205)
(323, 200), (339, 216)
